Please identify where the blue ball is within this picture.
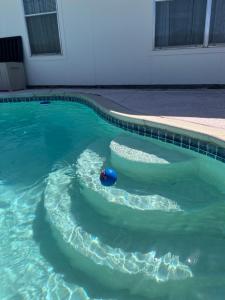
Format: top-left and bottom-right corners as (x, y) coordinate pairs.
(100, 168), (117, 186)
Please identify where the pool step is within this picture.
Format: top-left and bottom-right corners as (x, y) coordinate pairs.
(76, 148), (182, 231)
(75, 144), (225, 235)
(44, 166), (192, 299)
(110, 134), (198, 182)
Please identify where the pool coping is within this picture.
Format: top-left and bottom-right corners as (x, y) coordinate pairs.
(0, 91), (225, 164)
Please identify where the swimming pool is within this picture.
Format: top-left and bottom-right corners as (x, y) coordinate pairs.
(0, 99), (225, 300)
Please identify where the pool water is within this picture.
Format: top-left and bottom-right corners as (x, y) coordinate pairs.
(0, 101), (225, 300)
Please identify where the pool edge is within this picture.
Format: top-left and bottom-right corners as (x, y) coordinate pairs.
(0, 91), (225, 164)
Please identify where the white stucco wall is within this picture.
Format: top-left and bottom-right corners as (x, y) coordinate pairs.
(0, 0), (225, 86)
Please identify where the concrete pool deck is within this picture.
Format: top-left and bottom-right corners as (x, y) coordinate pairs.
(1, 88), (225, 145)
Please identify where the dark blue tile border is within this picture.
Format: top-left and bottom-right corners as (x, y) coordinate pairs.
(1, 95), (225, 164)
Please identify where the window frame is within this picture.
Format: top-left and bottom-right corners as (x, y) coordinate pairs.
(22, 0), (63, 56)
(153, 0), (225, 50)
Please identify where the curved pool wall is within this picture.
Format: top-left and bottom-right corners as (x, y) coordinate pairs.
(0, 93), (225, 166)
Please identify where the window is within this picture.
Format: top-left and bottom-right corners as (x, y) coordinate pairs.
(154, 0), (225, 49)
(23, 0), (61, 55)
(209, 0), (225, 45)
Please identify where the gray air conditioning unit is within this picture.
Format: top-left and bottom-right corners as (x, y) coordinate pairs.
(0, 36), (26, 91)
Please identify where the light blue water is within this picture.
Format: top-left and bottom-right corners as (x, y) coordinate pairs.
(0, 101), (225, 300)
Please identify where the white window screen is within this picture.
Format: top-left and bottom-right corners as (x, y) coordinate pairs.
(155, 0), (207, 48)
(23, 0), (61, 55)
(209, 0), (225, 45)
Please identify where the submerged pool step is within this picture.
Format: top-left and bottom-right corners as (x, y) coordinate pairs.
(44, 166), (192, 299)
(76, 149), (186, 230)
(76, 148), (183, 230)
(110, 134), (198, 182)
(76, 148), (181, 212)
(75, 146), (225, 235)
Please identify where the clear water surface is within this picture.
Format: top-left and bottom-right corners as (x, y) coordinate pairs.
(0, 101), (225, 300)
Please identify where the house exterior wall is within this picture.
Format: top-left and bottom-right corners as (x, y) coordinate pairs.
(0, 0), (225, 86)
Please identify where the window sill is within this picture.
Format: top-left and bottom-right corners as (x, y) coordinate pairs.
(151, 44), (225, 56)
(154, 44), (204, 51)
(28, 53), (65, 61)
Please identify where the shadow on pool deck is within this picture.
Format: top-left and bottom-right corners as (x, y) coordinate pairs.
(84, 89), (225, 128)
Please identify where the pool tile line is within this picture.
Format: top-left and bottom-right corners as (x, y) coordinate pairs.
(0, 95), (225, 164)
